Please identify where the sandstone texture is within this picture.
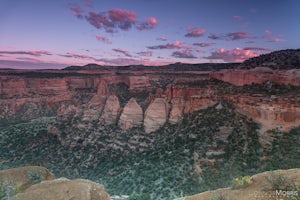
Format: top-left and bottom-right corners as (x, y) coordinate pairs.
(99, 95), (121, 125)
(0, 166), (55, 191)
(144, 98), (168, 133)
(118, 98), (143, 129)
(12, 178), (110, 200)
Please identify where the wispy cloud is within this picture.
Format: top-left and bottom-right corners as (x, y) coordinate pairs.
(95, 35), (112, 44)
(233, 15), (243, 21)
(157, 36), (167, 41)
(137, 51), (153, 57)
(0, 50), (52, 56)
(60, 52), (96, 60)
(0, 59), (67, 69)
(208, 32), (250, 40)
(193, 42), (215, 47)
(172, 49), (197, 59)
(205, 48), (259, 62)
(148, 41), (185, 50)
(263, 30), (285, 42)
(243, 47), (271, 51)
(112, 48), (132, 57)
(185, 27), (206, 37)
(69, 5), (84, 18)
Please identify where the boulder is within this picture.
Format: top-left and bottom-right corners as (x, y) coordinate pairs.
(0, 166), (55, 191)
(13, 178), (110, 200)
(118, 98), (143, 130)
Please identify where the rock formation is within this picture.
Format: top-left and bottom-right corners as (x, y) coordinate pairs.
(12, 178), (111, 200)
(144, 98), (168, 133)
(99, 95), (121, 125)
(118, 98), (143, 130)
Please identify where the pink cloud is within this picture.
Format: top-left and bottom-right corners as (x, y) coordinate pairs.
(157, 36), (167, 41)
(95, 35), (112, 44)
(172, 49), (197, 59)
(84, 9), (158, 33)
(243, 47), (271, 51)
(148, 41), (185, 50)
(85, 0), (92, 7)
(263, 30), (285, 42)
(208, 33), (223, 40)
(206, 48), (259, 62)
(185, 27), (206, 37)
(112, 48), (132, 57)
(137, 17), (158, 30)
(70, 6), (84, 18)
(85, 9), (137, 32)
(233, 15), (243, 20)
(226, 32), (250, 40)
(137, 51), (153, 57)
(0, 50), (52, 56)
(60, 52), (95, 60)
(193, 42), (215, 47)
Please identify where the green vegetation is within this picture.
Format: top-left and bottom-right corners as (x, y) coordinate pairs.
(210, 192), (228, 200)
(231, 176), (252, 189)
(0, 102), (299, 199)
(267, 172), (298, 191)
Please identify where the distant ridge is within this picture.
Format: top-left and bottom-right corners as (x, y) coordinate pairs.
(240, 49), (300, 70)
(63, 62), (239, 71)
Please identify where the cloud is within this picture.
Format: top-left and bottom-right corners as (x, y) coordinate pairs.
(70, 5), (84, 18)
(185, 27), (206, 37)
(84, 8), (158, 33)
(208, 33), (223, 40)
(205, 48), (259, 62)
(0, 50), (52, 56)
(157, 36), (167, 41)
(95, 35), (112, 44)
(137, 17), (158, 30)
(233, 15), (243, 20)
(148, 41), (185, 50)
(85, 9), (137, 32)
(243, 47), (271, 51)
(208, 32), (250, 40)
(85, 0), (92, 7)
(172, 49), (197, 59)
(60, 52), (95, 60)
(193, 42), (215, 47)
(263, 30), (285, 42)
(226, 32), (250, 40)
(137, 51), (153, 57)
(0, 59), (66, 69)
(112, 48), (131, 57)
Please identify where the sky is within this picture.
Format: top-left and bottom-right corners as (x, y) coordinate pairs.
(0, 0), (299, 69)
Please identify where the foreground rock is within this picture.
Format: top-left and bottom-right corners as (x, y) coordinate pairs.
(176, 168), (300, 200)
(0, 166), (55, 191)
(13, 178), (110, 200)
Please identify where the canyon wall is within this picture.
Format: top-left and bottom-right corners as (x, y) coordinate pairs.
(1, 69), (299, 135)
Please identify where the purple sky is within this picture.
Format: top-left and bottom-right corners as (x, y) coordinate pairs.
(0, 0), (299, 69)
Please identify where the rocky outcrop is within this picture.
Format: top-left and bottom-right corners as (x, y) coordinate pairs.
(210, 68), (300, 86)
(144, 98), (168, 133)
(0, 166), (55, 191)
(12, 178), (110, 200)
(129, 76), (151, 92)
(169, 97), (184, 124)
(99, 95), (120, 125)
(118, 98), (143, 130)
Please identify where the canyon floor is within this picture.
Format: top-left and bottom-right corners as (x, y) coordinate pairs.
(0, 50), (300, 199)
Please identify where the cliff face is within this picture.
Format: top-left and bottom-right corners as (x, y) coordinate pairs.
(1, 67), (299, 136)
(210, 68), (300, 86)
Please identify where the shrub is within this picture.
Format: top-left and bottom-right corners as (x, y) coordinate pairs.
(232, 176), (252, 189)
(128, 191), (151, 200)
(267, 172), (297, 191)
(210, 192), (228, 200)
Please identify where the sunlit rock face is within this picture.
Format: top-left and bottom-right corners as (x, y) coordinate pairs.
(144, 98), (168, 133)
(118, 98), (143, 130)
(99, 95), (121, 125)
